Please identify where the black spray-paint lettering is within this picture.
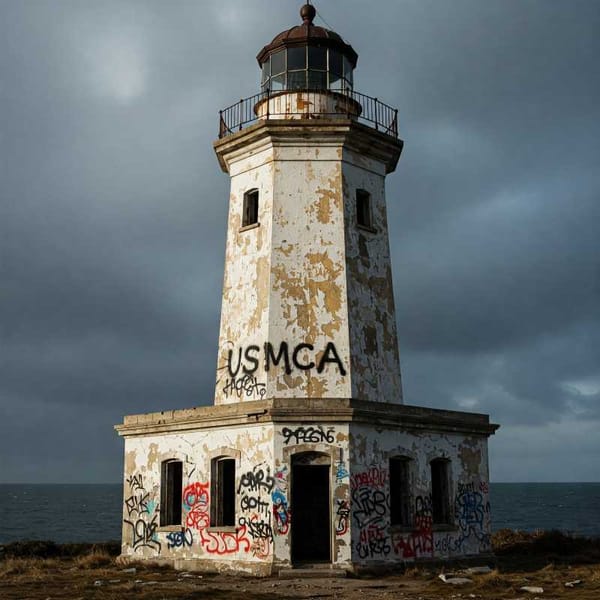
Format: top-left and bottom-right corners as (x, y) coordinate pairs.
(226, 341), (346, 378)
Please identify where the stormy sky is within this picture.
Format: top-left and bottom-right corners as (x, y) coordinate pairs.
(2, 0), (599, 484)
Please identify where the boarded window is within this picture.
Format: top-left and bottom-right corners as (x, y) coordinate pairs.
(356, 189), (372, 229)
(211, 457), (236, 526)
(160, 460), (182, 526)
(242, 189), (259, 227)
(431, 458), (451, 525)
(389, 457), (412, 526)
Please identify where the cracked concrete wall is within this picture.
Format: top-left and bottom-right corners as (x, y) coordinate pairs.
(342, 149), (402, 403)
(121, 424), (275, 571)
(120, 418), (491, 571)
(214, 123), (402, 405)
(215, 145), (274, 405)
(349, 425), (491, 564)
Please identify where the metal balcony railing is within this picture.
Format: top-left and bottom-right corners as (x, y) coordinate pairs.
(218, 89), (398, 139)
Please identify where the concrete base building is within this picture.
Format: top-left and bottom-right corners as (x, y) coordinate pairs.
(116, 4), (498, 576)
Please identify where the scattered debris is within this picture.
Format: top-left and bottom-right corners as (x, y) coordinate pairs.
(565, 579), (582, 587)
(520, 586), (544, 594)
(121, 567), (137, 574)
(93, 580), (103, 586)
(466, 566), (493, 575)
(439, 573), (473, 585)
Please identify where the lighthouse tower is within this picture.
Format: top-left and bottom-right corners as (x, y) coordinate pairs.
(116, 4), (498, 575)
(214, 3), (402, 406)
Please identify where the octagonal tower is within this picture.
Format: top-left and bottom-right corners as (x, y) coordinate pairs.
(214, 5), (403, 406)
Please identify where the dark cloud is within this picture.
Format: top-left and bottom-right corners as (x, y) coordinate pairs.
(1, 0), (599, 483)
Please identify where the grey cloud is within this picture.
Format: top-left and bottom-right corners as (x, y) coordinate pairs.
(1, 0), (599, 483)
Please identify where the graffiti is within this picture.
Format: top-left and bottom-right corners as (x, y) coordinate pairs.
(202, 525), (252, 555)
(335, 460), (349, 483)
(479, 481), (489, 494)
(125, 490), (150, 518)
(124, 513), (162, 553)
(123, 473), (161, 554)
(183, 482), (210, 531)
(272, 467), (290, 535)
(238, 466), (275, 494)
(281, 426), (335, 445)
(356, 523), (391, 559)
(240, 495), (270, 515)
(182, 481), (251, 556)
(352, 487), (388, 528)
(335, 499), (350, 536)
(239, 515), (273, 541)
(222, 373), (267, 400)
(166, 528), (194, 549)
(126, 474), (145, 493)
(350, 466), (387, 490)
(351, 467), (391, 559)
(392, 495), (433, 559)
(225, 341), (347, 377)
(454, 486), (491, 552)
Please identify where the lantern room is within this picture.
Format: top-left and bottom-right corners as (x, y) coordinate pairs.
(256, 3), (357, 93)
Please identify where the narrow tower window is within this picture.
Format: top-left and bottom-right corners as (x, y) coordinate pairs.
(356, 189), (373, 229)
(242, 189), (259, 227)
(430, 458), (451, 525)
(160, 459), (183, 526)
(389, 457), (412, 527)
(211, 457), (236, 526)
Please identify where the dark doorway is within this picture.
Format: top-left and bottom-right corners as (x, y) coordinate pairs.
(291, 462), (330, 563)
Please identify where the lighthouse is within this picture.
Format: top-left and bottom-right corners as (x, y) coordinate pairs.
(116, 4), (498, 575)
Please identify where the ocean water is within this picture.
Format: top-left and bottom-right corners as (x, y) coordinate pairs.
(0, 483), (599, 544)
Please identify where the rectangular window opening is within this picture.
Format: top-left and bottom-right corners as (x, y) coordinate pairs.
(431, 459), (451, 526)
(211, 457), (236, 527)
(356, 189), (373, 229)
(242, 189), (259, 227)
(390, 457), (412, 527)
(160, 460), (183, 526)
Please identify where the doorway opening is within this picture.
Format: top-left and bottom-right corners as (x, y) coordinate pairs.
(291, 452), (331, 563)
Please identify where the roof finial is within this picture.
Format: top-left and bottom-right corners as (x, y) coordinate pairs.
(300, 3), (316, 25)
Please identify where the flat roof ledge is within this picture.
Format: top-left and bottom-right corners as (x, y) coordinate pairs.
(115, 398), (499, 438)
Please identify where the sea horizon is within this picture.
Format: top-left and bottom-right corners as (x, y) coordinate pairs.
(2, 482), (600, 544)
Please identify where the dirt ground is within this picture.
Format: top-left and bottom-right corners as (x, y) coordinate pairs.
(1, 558), (600, 600)
(1, 532), (600, 600)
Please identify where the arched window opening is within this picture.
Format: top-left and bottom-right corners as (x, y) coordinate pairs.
(160, 459), (183, 526)
(389, 456), (412, 527)
(210, 456), (236, 527)
(430, 458), (452, 526)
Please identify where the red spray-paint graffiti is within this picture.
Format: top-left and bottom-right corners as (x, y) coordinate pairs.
(182, 482), (250, 555)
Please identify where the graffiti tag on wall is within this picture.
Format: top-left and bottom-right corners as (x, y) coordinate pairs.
(123, 474), (161, 554)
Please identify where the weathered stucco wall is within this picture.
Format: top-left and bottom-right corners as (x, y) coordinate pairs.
(213, 121), (402, 405)
(121, 424), (275, 572)
(342, 149), (402, 404)
(349, 424), (491, 565)
(119, 413), (492, 573)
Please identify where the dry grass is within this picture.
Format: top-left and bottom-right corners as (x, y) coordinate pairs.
(74, 549), (113, 569)
(1, 534), (600, 599)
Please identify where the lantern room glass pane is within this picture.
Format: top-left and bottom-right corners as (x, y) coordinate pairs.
(308, 46), (327, 70)
(308, 70), (327, 89)
(261, 61), (269, 84)
(271, 74), (285, 91)
(330, 51), (343, 77)
(288, 70), (306, 90)
(329, 72), (342, 90)
(287, 47), (306, 71)
(343, 57), (353, 79)
(271, 50), (285, 76)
